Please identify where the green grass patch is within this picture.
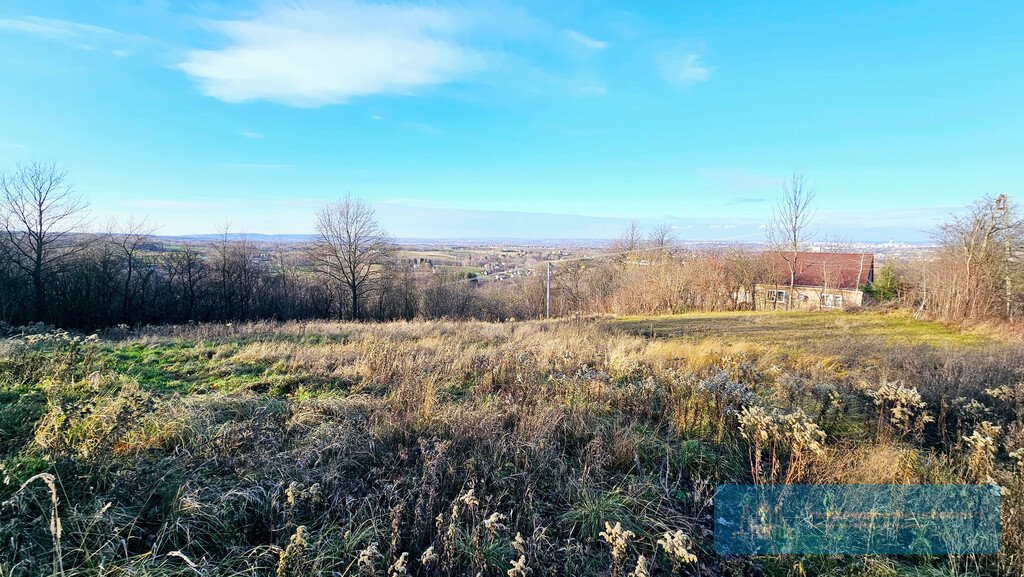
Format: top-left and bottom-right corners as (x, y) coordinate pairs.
(610, 310), (991, 350)
(0, 384), (46, 457)
(102, 340), (276, 393)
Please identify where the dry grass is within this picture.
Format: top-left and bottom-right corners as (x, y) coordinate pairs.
(1, 315), (1022, 576)
(611, 310), (998, 350)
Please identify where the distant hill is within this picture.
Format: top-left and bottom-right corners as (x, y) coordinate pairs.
(154, 234), (934, 252)
(156, 233), (315, 243)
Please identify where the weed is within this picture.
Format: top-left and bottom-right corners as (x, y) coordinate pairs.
(0, 317), (1021, 576)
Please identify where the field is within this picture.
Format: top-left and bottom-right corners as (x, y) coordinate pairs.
(611, 310), (991, 349)
(2, 313), (1024, 576)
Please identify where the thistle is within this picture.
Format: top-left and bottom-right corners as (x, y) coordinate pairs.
(508, 554), (530, 577)
(963, 421), (1001, 482)
(483, 511), (508, 535)
(389, 552), (409, 577)
(276, 525), (307, 577)
(657, 530), (697, 572)
(628, 555), (650, 577)
(419, 546), (438, 567)
(357, 541), (382, 576)
(599, 522), (634, 577)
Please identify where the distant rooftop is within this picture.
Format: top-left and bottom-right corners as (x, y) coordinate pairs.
(768, 251), (875, 290)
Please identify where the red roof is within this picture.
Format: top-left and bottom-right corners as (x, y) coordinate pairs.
(767, 251), (874, 290)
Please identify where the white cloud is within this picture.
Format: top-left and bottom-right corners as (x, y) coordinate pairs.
(658, 48), (711, 88)
(239, 131), (264, 139)
(0, 16), (141, 52)
(0, 16), (121, 39)
(564, 29), (607, 52)
(577, 80), (608, 96)
(179, 2), (488, 107)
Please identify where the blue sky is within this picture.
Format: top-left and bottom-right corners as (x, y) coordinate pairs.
(0, 1), (1021, 241)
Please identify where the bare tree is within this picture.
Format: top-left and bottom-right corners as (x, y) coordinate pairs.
(234, 236), (261, 320)
(109, 216), (156, 324)
(309, 194), (394, 320)
(270, 245), (298, 319)
(610, 221), (644, 264)
(554, 259), (590, 318)
(725, 247), (770, 310)
(162, 242), (207, 321)
(647, 224), (678, 251)
(393, 262), (420, 320)
(210, 223), (238, 320)
(0, 234), (22, 323)
(922, 194), (1023, 321)
(0, 162), (89, 320)
(766, 173), (816, 310)
(206, 222), (262, 321)
(423, 268), (474, 318)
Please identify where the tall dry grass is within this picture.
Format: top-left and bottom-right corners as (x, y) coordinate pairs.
(1, 318), (1022, 576)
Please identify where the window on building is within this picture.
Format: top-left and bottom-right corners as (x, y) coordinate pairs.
(820, 294), (843, 308)
(767, 290), (787, 303)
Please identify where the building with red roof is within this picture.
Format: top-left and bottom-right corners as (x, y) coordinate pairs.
(746, 251), (875, 310)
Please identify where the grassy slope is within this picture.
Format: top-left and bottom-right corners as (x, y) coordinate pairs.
(611, 310), (990, 349)
(2, 315), (1022, 576)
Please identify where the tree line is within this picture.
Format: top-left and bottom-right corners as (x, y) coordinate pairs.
(0, 162), (535, 329)
(1, 162), (1021, 330)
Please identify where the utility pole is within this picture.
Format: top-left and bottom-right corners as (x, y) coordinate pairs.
(996, 194), (1012, 320)
(546, 261), (551, 318)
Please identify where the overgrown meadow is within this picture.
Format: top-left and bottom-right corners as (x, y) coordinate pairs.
(2, 314), (1023, 576)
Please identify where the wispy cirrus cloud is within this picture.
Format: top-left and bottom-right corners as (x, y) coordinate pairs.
(0, 139), (26, 150)
(564, 29), (607, 52)
(570, 78), (608, 96)
(179, 2), (488, 107)
(0, 16), (142, 54)
(657, 46), (712, 88)
(0, 16), (122, 39)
